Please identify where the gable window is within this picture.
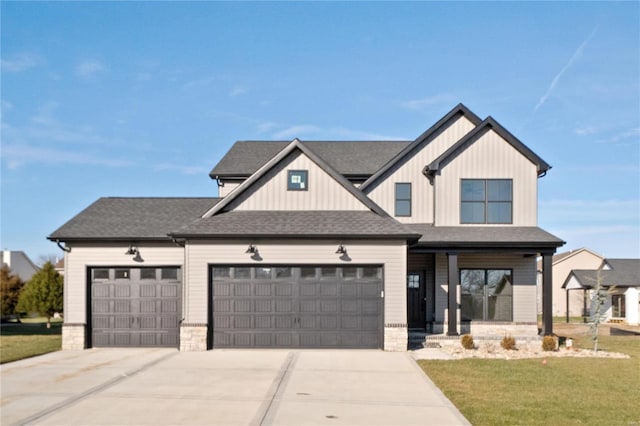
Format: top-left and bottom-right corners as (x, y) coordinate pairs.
(395, 183), (411, 217)
(287, 170), (308, 191)
(460, 269), (512, 321)
(461, 179), (512, 224)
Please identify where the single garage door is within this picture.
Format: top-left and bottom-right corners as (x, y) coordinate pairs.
(212, 265), (383, 348)
(90, 267), (181, 347)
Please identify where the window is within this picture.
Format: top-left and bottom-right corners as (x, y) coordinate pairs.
(287, 170), (308, 191)
(93, 269), (109, 280)
(395, 183), (411, 217)
(114, 269), (130, 279)
(407, 274), (420, 289)
(461, 179), (512, 224)
(460, 269), (512, 321)
(140, 268), (156, 279)
(161, 268), (179, 280)
(612, 294), (626, 318)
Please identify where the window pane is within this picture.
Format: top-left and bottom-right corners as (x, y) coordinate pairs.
(115, 269), (130, 279)
(395, 200), (411, 216)
(275, 267), (292, 278)
(321, 267), (336, 278)
(487, 202), (512, 223)
(487, 270), (512, 296)
(93, 269), (109, 280)
(487, 180), (512, 201)
(461, 202), (485, 223)
(234, 267), (251, 279)
(488, 295), (512, 321)
(407, 274), (420, 289)
(287, 170), (308, 190)
(161, 268), (179, 280)
(140, 268), (156, 279)
(213, 267), (230, 278)
(300, 267), (316, 279)
(396, 183), (411, 199)
(255, 267), (272, 279)
(461, 180), (485, 201)
(362, 267), (380, 278)
(342, 267), (357, 279)
(461, 270), (484, 294)
(461, 294), (484, 320)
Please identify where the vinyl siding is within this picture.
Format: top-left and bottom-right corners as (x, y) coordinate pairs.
(550, 250), (604, 316)
(435, 129), (539, 226)
(63, 243), (184, 324)
(365, 115), (476, 223)
(219, 182), (240, 197)
(226, 150), (369, 211)
(433, 253), (537, 323)
(184, 240), (407, 325)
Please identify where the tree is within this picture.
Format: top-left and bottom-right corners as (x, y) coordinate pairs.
(1, 265), (25, 319)
(589, 262), (614, 352)
(16, 262), (63, 328)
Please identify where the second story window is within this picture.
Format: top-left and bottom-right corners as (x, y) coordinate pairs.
(287, 170), (308, 191)
(395, 183), (411, 217)
(461, 179), (512, 224)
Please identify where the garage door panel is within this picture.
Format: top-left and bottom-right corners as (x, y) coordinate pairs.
(211, 265), (382, 349)
(91, 267), (181, 348)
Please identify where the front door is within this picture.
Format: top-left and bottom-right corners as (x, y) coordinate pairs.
(407, 271), (426, 329)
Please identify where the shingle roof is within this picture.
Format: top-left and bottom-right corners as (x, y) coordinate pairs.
(408, 225), (564, 248)
(48, 197), (220, 241)
(169, 211), (420, 239)
(566, 259), (640, 289)
(209, 140), (410, 178)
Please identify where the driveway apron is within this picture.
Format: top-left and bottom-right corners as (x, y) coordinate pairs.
(1, 349), (469, 426)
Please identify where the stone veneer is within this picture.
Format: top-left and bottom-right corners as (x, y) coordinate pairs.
(179, 324), (208, 351)
(432, 321), (539, 337)
(62, 323), (86, 350)
(384, 324), (408, 351)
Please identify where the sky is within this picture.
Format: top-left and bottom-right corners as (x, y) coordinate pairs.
(1, 1), (639, 263)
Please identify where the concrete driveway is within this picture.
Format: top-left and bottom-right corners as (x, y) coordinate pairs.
(1, 349), (469, 426)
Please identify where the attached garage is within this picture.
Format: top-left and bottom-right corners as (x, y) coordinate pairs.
(90, 267), (182, 347)
(211, 265), (383, 348)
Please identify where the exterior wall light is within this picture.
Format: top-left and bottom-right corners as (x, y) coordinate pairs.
(335, 244), (347, 255)
(125, 245), (139, 256)
(245, 244), (257, 254)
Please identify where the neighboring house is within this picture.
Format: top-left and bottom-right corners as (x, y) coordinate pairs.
(1, 250), (39, 282)
(536, 248), (604, 318)
(54, 258), (65, 276)
(563, 259), (640, 326)
(49, 104), (564, 351)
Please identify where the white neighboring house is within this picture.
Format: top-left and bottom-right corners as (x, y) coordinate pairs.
(563, 259), (640, 326)
(1, 250), (39, 282)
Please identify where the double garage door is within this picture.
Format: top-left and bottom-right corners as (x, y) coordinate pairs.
(212, 265), (383, 348)
(90, 267), (181, 347)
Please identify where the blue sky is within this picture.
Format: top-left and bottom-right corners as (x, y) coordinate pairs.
(1, 2), (639, 262)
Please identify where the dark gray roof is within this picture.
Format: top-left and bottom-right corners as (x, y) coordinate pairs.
(565, 259), (640, 289)
(170, 211), (420, 239)
(209, 140), (410, 179)
(408, 225), (565, 249)
(49, 197), (220, 241)
(360, 103), (482, 191)
(425, 117), (551, 178)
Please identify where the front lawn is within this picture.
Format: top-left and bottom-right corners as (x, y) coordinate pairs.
(418, 327), (640, 426)
(0, 319), (62, 364)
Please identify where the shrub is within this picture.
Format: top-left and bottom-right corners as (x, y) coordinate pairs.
(542, 335), (557, 352)
(501, 335), (517, 350)
(460, 334), (475, 350)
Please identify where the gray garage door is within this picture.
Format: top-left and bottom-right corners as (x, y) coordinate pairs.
(90, 267), (181, 347)
(212, 265), (383, 348)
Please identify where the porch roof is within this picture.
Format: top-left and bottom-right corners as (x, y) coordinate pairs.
(407, 225), (564, 251)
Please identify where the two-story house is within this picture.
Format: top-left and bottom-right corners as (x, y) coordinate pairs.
(49, 104), (564, 351)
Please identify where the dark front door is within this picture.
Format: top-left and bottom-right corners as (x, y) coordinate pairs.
(407, 272), (426, 329)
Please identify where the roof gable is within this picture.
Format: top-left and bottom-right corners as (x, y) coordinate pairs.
(562, 258), (640, 289)
(202, 139), (388, 217)
(424, 116), (551, 181)
(360, 103), (482, 192)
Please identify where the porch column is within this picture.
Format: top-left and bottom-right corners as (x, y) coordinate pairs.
(542, 253), (553, 336)
(447, 252), (459, 336)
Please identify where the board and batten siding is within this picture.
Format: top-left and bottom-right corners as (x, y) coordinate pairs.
(183, 240), (407, 325)
(435, 129), (539, 226)
(218, 182), (240, 198)
(225, 150), (369, 211)
(365, 115), (477, 223)
(434, 253), (537, 323)
(63, 243), (184, 324)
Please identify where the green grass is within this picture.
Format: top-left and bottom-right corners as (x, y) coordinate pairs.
(419, 333), (640, 426)
(0, 318), (62, 364)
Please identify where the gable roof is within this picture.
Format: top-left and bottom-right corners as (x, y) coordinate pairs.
(360, 103), (482, 191)
(563, 258), (640, 289)
(170, 210), (420, 240)
(210, 140), (410, 179)
(536, 247), (604, 271)
(48, 197), (220, 241)
(202, 139), (389, 217)
(424, 116), (551, 180)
